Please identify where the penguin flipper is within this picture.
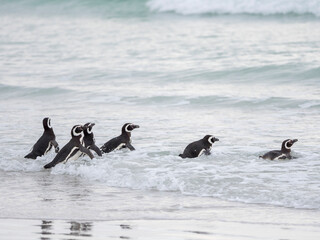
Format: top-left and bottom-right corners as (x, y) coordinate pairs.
(126, 142), (135, 151)
(79, 145), (94, 159)
(50, 139), (59, 153)
(179, 154), (186, 158)
(204, 150), (211, 155)
(90, 144), (102, 156)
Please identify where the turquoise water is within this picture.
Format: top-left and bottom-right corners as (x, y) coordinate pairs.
(0, 0), (320, 219)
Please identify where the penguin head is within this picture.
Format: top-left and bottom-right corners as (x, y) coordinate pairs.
(83, 122), (95, 135)
(282, 139), (298, 151)
(71, 125), (84, 138)
(43, 117), (52, 130)
(203, 135), (219, 145)
(122, 123), (140, 133)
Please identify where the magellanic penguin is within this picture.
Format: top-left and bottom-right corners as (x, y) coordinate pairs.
(100, 123), (140, 153)
(259, 139), (298, 160)
(44, 125), (94, 169)
(80, 122), (102, 157)
(25, 117), (59, 159)
(179, 135), (219, 159)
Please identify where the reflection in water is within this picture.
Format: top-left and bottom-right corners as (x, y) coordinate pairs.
(38, 220), (93, 240)
(39, 220), (53, 240)
(69, 221), (93, 237)
(186, 230), (211, 235)
(120, 224), (131, 230)
(120, 224), (131, 239)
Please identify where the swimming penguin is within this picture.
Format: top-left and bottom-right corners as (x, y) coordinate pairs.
(179, 135), (219, 159)
(100, 123), (140, 153)
(44, 125), (94, 169)
(25, 117), (59, 159)
(259, 139), (298, 160)
(80, 122), (102, 157)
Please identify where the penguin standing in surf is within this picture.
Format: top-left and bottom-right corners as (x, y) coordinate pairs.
(80, 122), (102, 157)
(44, 125), (94, 169)
(25, 117), (59, 159)
(179, 135), (219, 159)
(260, 139), (298, 160)
(100, 123), (140, 153)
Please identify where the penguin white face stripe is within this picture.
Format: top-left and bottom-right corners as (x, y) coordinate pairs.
(47, 118), (52, 129)
(72, 125), (82, 137)
(208, 136), (214, 145)
(285, 141), (291, 149)
(87, 128), (92, 134)
(80, 132), (84, 144)
(125, 124), (133, 132)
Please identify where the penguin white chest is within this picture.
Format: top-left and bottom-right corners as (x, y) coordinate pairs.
(64, 147), (81, 163)
(115, 143), (126, 151)
(198, 149), (205, 157)
(274, 154), (286, 160)
(44, 142), (52, 155)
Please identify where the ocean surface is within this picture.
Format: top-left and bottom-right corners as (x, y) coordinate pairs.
(0, 0), (320, 236)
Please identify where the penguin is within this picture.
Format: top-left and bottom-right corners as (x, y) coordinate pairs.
(44, 125), (94, 169)
(179, 135), (219, 159)
(259, 139), (298, 160)
(25, 117), (59, 159)
(80, 122), (102, 157)
(100, 123), (140, 153)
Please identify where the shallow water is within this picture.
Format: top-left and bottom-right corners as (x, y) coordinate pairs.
(0, 0), (320, 228)
(1, 171), (320, 239)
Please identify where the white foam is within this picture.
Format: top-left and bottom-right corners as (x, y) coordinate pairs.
(2, 147), (319, 210)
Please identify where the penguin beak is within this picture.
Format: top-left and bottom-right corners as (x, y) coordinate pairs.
(292, 139), (298, 143)
(214, 137), (219, 142)
(132, 124), (140, 129)
(90, 123), (95, 127)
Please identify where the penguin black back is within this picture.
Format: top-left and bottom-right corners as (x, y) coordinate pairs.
(179, 135), (219, 159)
(260, 139), (298, 160)
(100, 123), (140, 153)
(25, 117), (59, 159)
(44, 125), (94, 169)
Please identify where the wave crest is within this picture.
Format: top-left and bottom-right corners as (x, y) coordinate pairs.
(147, 0), (320, 17)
